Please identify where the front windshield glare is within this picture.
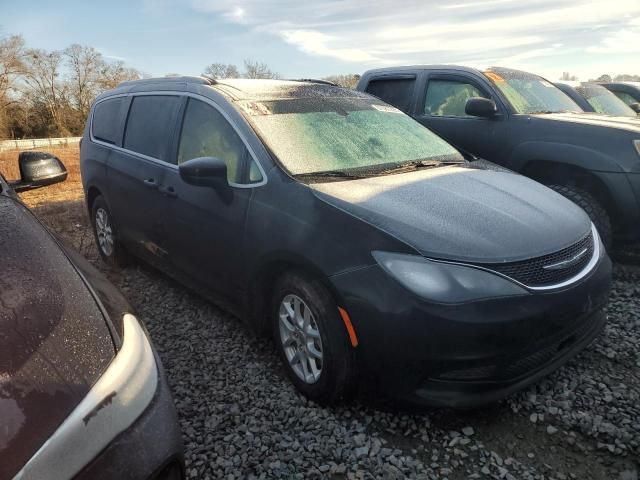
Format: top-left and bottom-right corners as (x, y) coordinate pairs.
(484, 70), (581, 114)
(577, 85), (637, 117)
(238, 97), (463, 176)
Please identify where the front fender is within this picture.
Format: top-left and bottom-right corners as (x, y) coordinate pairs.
(508, 141), (623, 173)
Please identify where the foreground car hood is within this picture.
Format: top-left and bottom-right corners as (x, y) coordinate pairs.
(311, 165), (591, 263)
(534, 112), (640, 133)
(0, 196), (115, 479)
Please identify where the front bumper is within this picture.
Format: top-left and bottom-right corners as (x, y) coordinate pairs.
(330, 252), (612, 408)
(75, 347), (184, 480)
(15, 315), (183, 480)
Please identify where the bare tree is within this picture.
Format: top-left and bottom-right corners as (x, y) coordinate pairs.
(323, 73), (360, 89)
(614, 74), (640, 81)
(243, 59), (279, 79)
(595, 74), (612, 83)
(22, 49), (68, 136)
(64, 44), (104, 120)
(202, 63), (240, 80)
(0, 34), (27, 137)
(99, 60), (142, 89)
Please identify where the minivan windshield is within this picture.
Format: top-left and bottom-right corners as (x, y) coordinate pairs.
(577, 84), (637, 117)
(484, 69), (581, 115)
(237, 97), (463, 177)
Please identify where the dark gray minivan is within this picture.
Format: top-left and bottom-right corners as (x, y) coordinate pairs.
(81, 76), (611, 407)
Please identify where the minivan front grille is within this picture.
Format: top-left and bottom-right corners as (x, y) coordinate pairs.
(479, 230), (595, 288)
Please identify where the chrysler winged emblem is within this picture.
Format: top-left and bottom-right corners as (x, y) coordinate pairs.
(542, 248), (588, 271)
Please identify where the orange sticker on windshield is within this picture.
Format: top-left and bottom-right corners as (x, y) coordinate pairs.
(484, 71), (505, 83)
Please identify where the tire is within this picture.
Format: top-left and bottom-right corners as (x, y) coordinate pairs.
(547, 184), (612, 249)
(272, 271), (354, 404)
(91, 195), (129, 267)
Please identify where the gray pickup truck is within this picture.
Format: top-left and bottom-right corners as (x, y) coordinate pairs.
(357, 66), (640, 247)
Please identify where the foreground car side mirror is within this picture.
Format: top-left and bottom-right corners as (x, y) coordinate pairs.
(465, 97), (498, 118)
(11, 151), (67, 192)
(629, 102), (640, 114)
(179, 157), (228, 188)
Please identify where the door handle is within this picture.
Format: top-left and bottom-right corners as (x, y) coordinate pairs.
(158, 185), (178, 198)
(143, 178), (158, 189)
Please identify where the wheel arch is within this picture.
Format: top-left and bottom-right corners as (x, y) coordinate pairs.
(86, 185), (103, 214)
(247, 253), (341, 336)
(522, 159), (619, 226)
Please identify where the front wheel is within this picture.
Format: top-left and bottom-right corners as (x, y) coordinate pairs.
(272, 271), (354, 404)
(547, 184), (612, 249)
(91, 195), (129, 267)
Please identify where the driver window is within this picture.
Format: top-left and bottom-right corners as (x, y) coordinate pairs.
(178, 98), (262, 184)
(425, 79), (488, 117)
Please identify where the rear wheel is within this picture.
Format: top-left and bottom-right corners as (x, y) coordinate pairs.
(272, 271), (354, 404)
(91, 195), (129, 267)
(547, 184), (612, 249)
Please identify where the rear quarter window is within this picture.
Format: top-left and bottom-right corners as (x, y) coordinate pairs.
(92, 97), (128, 145)
(365, 77), (416, 113)
(123, 95), (181, 162)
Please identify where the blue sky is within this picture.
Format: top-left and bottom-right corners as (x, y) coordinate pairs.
(2, 0), (639, 81)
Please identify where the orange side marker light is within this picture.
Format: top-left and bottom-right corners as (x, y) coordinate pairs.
(338, 307), (359, 348)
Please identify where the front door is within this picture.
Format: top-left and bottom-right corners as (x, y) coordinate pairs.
(158, 97), (264, 300)
(414, 74), (509, 162)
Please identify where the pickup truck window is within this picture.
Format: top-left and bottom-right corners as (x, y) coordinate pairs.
(365, 78), (416, 113)
(576, 85), (636, 117)
(484, 70), (580, 114)
(612, 91), (637, 106)
(424, 79), (488, 117)
(238, 96), (462, 177)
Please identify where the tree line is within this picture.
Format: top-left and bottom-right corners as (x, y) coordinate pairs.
(0, 35), (143, 139)
(0, 32), (362, 140)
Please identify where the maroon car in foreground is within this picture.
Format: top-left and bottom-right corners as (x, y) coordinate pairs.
(0, 152), (184, 479)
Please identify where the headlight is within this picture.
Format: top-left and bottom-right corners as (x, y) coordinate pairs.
(634, 139), (640, 156)
(372, 251), (528, 303)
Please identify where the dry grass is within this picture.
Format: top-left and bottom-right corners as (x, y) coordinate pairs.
(0, 145), (84, 207)
(0, 145), (95, 256)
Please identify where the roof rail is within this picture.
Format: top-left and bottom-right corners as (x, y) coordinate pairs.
(117, 76), (216, 88)
(289, 78), (339, 87)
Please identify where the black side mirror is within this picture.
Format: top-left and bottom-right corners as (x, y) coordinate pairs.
(630, 102), (640, 114)
(465, 97), (498, 118)
(11, 151), (67, 192)
(179, 157), (228, 188)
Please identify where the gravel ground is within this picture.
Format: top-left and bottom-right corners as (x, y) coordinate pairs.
(34, 199), (640, 480)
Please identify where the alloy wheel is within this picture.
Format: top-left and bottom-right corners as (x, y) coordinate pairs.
(95, 207), (114, 257)
(278, 294), (323, 384)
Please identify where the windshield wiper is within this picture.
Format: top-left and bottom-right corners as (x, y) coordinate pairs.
(528, 109), (572, 114)
(377, 159), (460, 175)
(293, 170), (365, 180)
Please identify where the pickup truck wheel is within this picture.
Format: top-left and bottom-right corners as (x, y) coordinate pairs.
(547, 184), (612, 249)
(91, 195), (130, 267)
(272, 271), (354, 405)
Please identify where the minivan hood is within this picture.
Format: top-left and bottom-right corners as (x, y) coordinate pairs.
(532, 112), (640, 134)
(311, 165), (591, 263)
(0, 196), (115, 479)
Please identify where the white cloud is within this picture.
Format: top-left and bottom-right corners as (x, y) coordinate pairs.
(190, 0), (640, 75)
(586, 17), (640, 54)
(439, 0), (517, 10)
(279, 29), (380, 62)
